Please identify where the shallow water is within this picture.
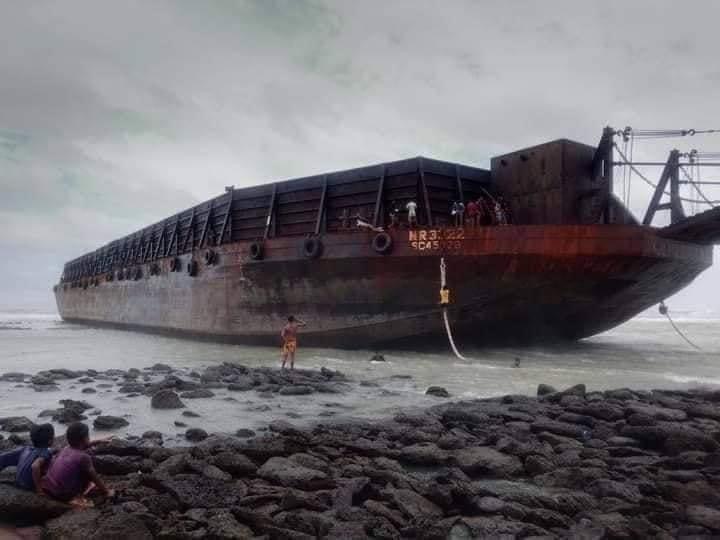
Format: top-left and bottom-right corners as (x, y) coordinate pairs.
(1, 311), (719, 443)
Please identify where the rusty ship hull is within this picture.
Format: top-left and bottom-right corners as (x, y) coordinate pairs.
(54, 133), (720, 348)
(55, 225), (711, 347)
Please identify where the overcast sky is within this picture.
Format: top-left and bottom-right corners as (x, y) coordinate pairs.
(1, 1), (719, 314)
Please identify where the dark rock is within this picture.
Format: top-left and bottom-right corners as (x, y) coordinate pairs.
(141, 430), (163, 441)
(45, 509), (101, 537)
(627, 402), (687, 422)
(211, 451), (258, 476)
(90, 513), (153, 540)
(206, 510), (254, 538)
(370, 353), (386, 362)
(150, 363), (173, 371)
(686, 505), (720, 531)
(182, 410), (201, 417)
(531, 420), (587, 440)
(227, 380), (254, 391)
(426, 386), (450, 398)
(81, 387), (97, 394)
(570, 401), (625, 421)
(0, 483), (71, 522)
(278, 385), (314, 395)
(93, 454), (143, 475)
(52, 408), (87, 424)
(93, 415), (129, 430)
(119, 383), (146, 394)
(151, 389), (185, 409)
(257, 456), (332, 489)
(154, 473), (242, 509)
(180, 389), (215, 399)
(398, 442), (448, 466)
(0, 372), (28, 382)
(174, 421), (187, 428)
(386, 488), (442, 520)
(588, 479), (642, 503)
(185, 428), (208, 442)
(454, 446), (523, 477)
(0, 416), (35, 432)
(32, 383), (59, 392)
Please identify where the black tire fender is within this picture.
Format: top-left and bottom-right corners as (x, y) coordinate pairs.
(302, 237), (323, 259)
(249, 241), (264, 261)
(372, 232), (393, 255)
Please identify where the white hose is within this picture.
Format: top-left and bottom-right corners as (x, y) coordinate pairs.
(442, 307), (467, 360)
(440, 257), (467, 360)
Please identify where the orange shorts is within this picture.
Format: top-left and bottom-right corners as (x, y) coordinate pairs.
(282, 340), (297, 354)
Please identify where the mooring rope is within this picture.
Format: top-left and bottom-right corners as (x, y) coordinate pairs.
(660, 301), (702, 351)
(440, 257), (467, 360)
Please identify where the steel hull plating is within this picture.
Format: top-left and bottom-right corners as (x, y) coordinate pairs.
(55, 225), (712, 348)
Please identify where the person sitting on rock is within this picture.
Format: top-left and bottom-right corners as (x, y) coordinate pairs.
(0, 423), (54, 493)
(41, 422), (113, 504)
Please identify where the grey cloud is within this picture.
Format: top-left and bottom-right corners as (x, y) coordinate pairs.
(0, 0), (719, 313)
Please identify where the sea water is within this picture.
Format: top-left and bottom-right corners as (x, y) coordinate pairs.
(1, 310), (719, 442)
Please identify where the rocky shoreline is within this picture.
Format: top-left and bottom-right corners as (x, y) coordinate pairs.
(3, 367), (720, 538)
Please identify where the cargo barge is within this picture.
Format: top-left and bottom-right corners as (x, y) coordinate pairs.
(54, 128), (720, 347)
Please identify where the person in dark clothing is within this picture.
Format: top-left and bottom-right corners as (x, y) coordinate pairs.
(0, 423), (54, 493)
(466, 199), (479, 227)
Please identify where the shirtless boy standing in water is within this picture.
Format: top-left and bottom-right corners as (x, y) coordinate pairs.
(281, 316), (306, 369)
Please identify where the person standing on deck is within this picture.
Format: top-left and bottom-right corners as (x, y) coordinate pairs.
(456, 201), (465, 227)
(406, 200), (418, 228)
(389, 201), (400, 229)
(281, 316), (306, 369)
(466, 199), (479, 227)
(451, 201), (460, 227)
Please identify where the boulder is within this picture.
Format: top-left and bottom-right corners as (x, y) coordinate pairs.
(454, 447), (523, 477)
(235, 428), (255, 438)
(211, 451), (258, 476)
(426, 386), (450, 398)
(45, 509), (101, 537)
(0, 483), (71, 523)
(386, 488), (442, 520)
(0, 372), (28, 382)
(118, 383), (146, 394)
(93, 415), (129, 430)
(530, 420), (587, 440)
(182, 410), (201, 417)
(206, 510), (254, 539)
(59, 399), (94, 413)
(141, 430), (163, 441)
(180, 389), (215, 399)
(150, 363), (173, 371)
(185, 428), (208, 442)
(92, 454), (143, 475)
(52, 408), (87, 424)
(278, 385), (314, 396)
(257, 456), (332, 489)
(151, 389), (185, 409)
(0, 416), (35, 432)
(686, 505), (720, 531)
(155, 473), (243, 509)
(227, 380), (254, 391)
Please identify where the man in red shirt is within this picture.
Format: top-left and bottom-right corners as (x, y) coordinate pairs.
(466, 199), (479, 227)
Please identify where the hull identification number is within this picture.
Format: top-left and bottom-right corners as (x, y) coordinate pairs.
(409, 229), (464, 251)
